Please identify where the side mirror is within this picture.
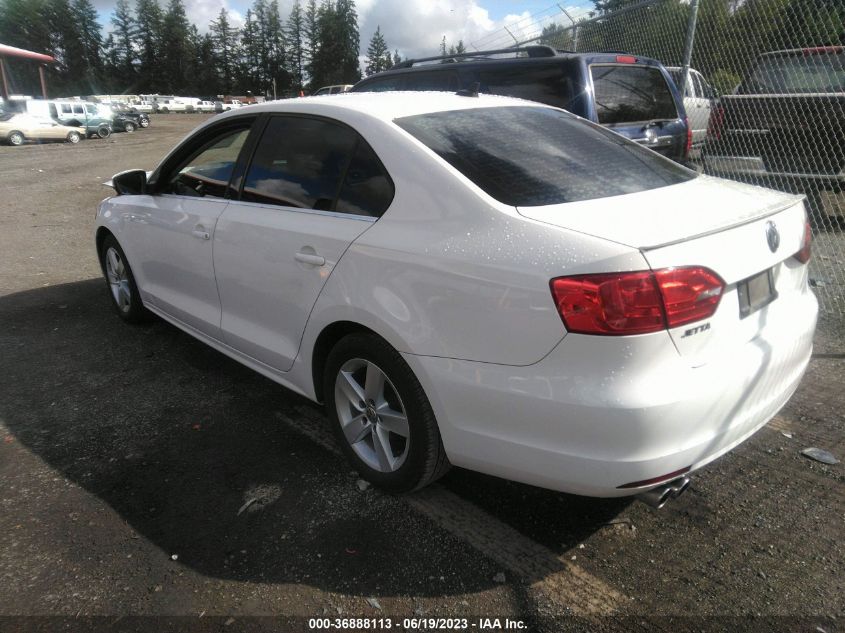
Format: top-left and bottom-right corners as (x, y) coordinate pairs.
(112, 169), (147, 196)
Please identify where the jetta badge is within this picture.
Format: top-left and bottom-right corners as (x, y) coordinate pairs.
(766, 221), (780, 253)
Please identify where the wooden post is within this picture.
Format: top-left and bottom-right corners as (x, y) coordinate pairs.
(0, 57), (9, 100)
(38, 64), (48, 99)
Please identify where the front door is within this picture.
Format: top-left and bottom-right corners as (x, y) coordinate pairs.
(121, 123), (252, 339)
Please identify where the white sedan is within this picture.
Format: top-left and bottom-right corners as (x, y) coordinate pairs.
(94, 92), (817, 505)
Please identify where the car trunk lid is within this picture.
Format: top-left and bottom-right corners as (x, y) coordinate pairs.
(518, 178), (809, 359)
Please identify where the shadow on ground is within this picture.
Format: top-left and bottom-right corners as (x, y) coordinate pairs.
(0, 279), (628, 597)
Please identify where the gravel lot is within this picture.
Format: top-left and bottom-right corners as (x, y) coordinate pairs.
(0, 114), (843, 632)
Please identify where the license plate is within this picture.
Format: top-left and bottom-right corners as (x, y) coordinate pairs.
(738, 268), (777, 318)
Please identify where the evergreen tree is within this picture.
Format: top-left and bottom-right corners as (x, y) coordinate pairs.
(46, 0), (86, 94)
(134, 0), (162, 93)
(265, 0), (289, 96)
(364, 26), (390, 76)
(304, 0), (319, 79)
(392, 49), (402, 66)
(73, 0), (103, 91)
(334, 0), (361, 83)
(111, 0), (136, 80)
(238, 8), (261, 91)
(210, 8), (238, 93)
(160, 0), (191, 93)
(286, 0), (306, 92)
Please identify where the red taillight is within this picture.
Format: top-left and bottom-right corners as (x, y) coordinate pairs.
(795, 220), (812, 263)
(707, 104), (725, 141)
(550, 267), (724, 336)
(654, 267), (724, 328)
(616, 55), (637, 64)
(684, 116), (692, 159)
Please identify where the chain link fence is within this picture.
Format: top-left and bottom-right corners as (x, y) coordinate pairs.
(514, 0), (845, 315)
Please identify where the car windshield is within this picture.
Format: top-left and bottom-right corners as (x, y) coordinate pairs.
(740, 50), (845, 94)
(394, 106), (695, 207)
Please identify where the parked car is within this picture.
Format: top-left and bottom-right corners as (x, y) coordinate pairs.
(132, 101), (157, 114)
(95, 93), (816, 503)
(703, 46), (845, 224)
(667, 66), (716, 152)
(352, 46), (691, 163)
(157, 99), (195, 113)
(221, 99), (245, 111)
(312, 84), (354, 96)
(110, 103), (151, 128)
(53, 101), (113, 138)
(196, 100), (218, 113)
(0, 112), (85, 145)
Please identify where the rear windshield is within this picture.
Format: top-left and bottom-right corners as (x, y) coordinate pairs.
(591, 64), (679, 125)
(394, 106), (694, 207)
(739, 51), (845, 94)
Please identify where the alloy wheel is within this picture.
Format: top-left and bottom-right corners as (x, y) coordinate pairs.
(334, 358), (410, 473)
(105, 246), (132, 313)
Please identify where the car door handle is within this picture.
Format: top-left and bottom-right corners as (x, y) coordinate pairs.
(295, 252), (326, 266)
(191, 229), (210, 240)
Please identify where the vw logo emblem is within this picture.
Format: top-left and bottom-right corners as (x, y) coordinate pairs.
(766, 221), (780, 253)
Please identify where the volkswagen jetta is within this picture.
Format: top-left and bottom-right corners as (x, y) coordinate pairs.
(94, 92), (817, 502)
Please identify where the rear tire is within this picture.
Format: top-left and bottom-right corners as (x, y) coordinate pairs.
(98, 235), (148, 324)
(124, 121), (136, 133)
(7, 131), (24, 146)
(66, 131), (81, 144)
(97, 126), (111, 139)
(324, 332), (450, 492)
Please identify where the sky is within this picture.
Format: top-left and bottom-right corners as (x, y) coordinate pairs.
(90, 0), (596, 61)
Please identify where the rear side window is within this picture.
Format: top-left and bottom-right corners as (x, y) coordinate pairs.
(591, 64), (678, 124)
(242, 116), (357, 211)
(478, 63), (578, 111)
(739, 51), (844, 94)
(357, 75), (405, 92)
(73, 105), (84, 114)
(61, 104), (72, 114)
(395, 106), (694, 207)
(405, 71), (459, 92)
(336, 141), (394, 217)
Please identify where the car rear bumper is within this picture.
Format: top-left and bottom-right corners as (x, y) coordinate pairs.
(405, 284), (817, 497)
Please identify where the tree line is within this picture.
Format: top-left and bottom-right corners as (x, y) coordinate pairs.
(539, 0), (844, 94)
(0, 0), (405, 99)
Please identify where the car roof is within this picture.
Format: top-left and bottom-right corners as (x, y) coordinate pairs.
(213, 91), (552, 123)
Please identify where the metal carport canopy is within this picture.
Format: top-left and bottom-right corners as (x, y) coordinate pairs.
(0, 43), (56, 99)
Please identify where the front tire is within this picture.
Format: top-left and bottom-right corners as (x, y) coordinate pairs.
(324, 332), (450, 492)
(139, 117), (150, 128)
(98, 235), (147, 323)
(7, 131), (24, 146)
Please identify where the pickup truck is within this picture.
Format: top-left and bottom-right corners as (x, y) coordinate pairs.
(195, 100), (217, 113)
(703, 46), (844, 225)
(221, 99), (245, 111)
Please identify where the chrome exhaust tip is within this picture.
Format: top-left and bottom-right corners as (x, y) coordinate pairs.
(636, 476), (691, 509)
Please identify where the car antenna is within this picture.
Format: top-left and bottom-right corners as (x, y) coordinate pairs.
(455, 82), (480, 97)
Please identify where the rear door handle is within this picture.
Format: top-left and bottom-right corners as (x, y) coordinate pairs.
(295, 252), (326, 266)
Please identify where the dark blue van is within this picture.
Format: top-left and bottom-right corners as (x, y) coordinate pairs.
(351, 46), (691, 163)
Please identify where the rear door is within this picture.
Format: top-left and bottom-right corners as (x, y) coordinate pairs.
(590, 61), (687, 160)
(214, 114), (394, 371)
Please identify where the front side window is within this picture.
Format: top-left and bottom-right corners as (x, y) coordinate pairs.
(395, 106), (695, 207)
(591, 64), (679, 125)
(61, 104), (72, 114)
(165, 127), (250, 198)
(242, 116), (357, 210)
